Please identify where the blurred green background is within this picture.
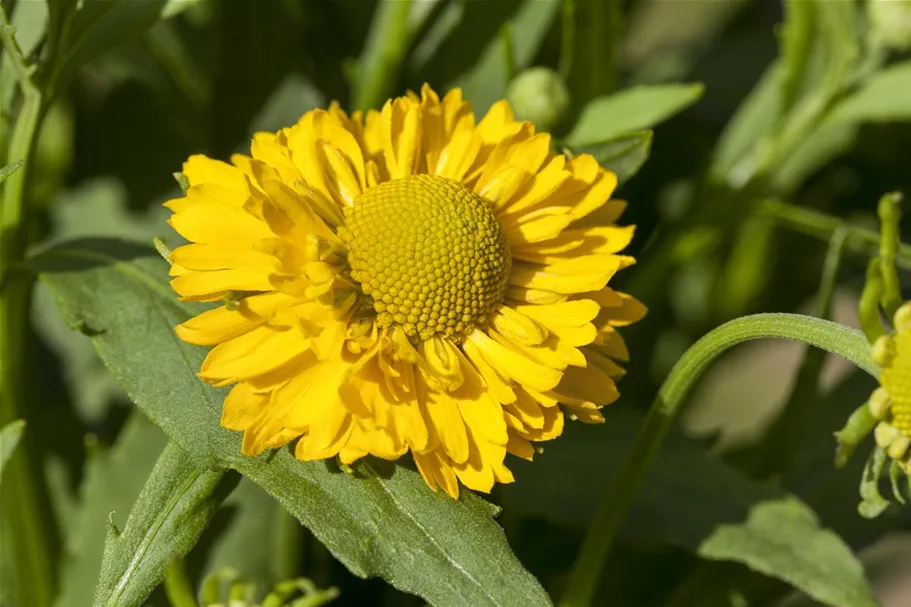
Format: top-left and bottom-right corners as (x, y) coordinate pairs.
(3, 0), (911, 606)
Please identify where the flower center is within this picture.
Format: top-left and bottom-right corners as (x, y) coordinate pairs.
(342, 174), (511, 342)
(883, 331), (911, 435)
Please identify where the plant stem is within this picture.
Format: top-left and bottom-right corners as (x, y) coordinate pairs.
(750, 228), (848, 478)
(876, 192), (904, 316)
(559, 313), (877, 607)
(351, 0), (413, 111)
(760, 198), (911, 270)
(165, 558), (200, 607)
(0, 6), (57, 606)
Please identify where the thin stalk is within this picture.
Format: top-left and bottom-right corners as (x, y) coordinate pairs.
(750, 228), (848, 478)
(351, 0), (413, 111)
(760, 198), (911, 270)
(559, 314), (876, 607)
(876, 192), (904, 316)
(0, 6), (57, 606)
(164, 558), (199, 607)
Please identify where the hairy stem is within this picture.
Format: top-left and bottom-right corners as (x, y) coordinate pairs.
(559, 313), (877, 607)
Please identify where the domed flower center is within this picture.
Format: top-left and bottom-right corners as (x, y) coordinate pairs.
(883, 330), (911, 435)
(342, 174), (511, 342)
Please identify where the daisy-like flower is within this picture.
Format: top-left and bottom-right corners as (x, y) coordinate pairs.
(165, 85), (645, 498)
(868, 302), (911, 470)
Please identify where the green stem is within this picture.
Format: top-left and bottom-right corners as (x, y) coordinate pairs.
(0, 6), (57, 607)
(877, 192), (904, 317)
(165, 558), (199, 607)
(750, 228), (848, 478)
(559, 313), (877, 607)
(859, 257), (886, 342)
(351, 0), (413, 111)
(761, 198), (911, 270)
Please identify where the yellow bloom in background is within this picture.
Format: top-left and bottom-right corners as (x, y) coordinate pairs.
(165, 85), (645, 498)
(870, 302), (911, 470)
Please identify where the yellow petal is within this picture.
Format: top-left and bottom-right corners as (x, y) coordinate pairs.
(509, 256), (620, 294)
(176, 291), (302, 345)
(466, 330), (562, 392)
(183, 154), (247, 190)
(200, 326), (310, 386)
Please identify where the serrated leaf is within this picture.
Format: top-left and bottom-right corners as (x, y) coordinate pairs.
(565, 84), (703, 147)
(0, 420), (25, 483)
(698, 498), (879, 607)
(568, 131), (652, 185)
(32, 238), (551, 607)
(94, 441), (237, 607)
(827, 61), (911, 124)
(32, 179), (170, 423)
(55, 414), (168, 607)
(503, 408), (877, 607)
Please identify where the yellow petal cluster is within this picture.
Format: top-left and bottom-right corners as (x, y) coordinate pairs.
(166, 85), (645, 497)
(869, 302), (911, 469)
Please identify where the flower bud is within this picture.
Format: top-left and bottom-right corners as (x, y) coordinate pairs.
(506, 67), (571, 132)
(868, 0), (911, 51)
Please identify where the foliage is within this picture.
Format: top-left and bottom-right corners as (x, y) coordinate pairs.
(1, 1), (910, 606)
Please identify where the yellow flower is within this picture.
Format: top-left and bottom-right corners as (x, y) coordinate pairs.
(165, 85), (645, 498)
(869, 302), (911, 470)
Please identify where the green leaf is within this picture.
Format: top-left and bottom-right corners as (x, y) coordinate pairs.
(55, 414), (168, 607)
(711, 0), (858, 188)
(698, 498), (879, 607)
(709, 62), (785, 185)
(567, 130), (652, 185)
(0, 160), (24, 183)
(94, 441), (237, 607)
(564, 84), (703, 147)
(53, 0), (205, 91)
(32, 238), (551, 607)
(0, 419), (25, 483)
(503, 409), (877, 606)
(455, 0), (561, 114)
(32, 179), (169, 423)
(827, 61), (911, 124)
(771, 120), (859, 194)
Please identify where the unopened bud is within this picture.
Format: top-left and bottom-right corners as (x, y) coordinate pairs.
(506, 67), (571, 133)
(868, 0), (911, 50)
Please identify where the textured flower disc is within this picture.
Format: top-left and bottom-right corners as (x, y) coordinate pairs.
(876, 303), (911, 434)
(342, 175), (511, 342)
(165, 85), (646, 498)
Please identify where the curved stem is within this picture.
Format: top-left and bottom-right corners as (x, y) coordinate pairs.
(559, 313), (877, 607)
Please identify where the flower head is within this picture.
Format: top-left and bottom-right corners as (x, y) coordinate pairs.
(869, 302), (911, 470)
(165, 85), (645, 498)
